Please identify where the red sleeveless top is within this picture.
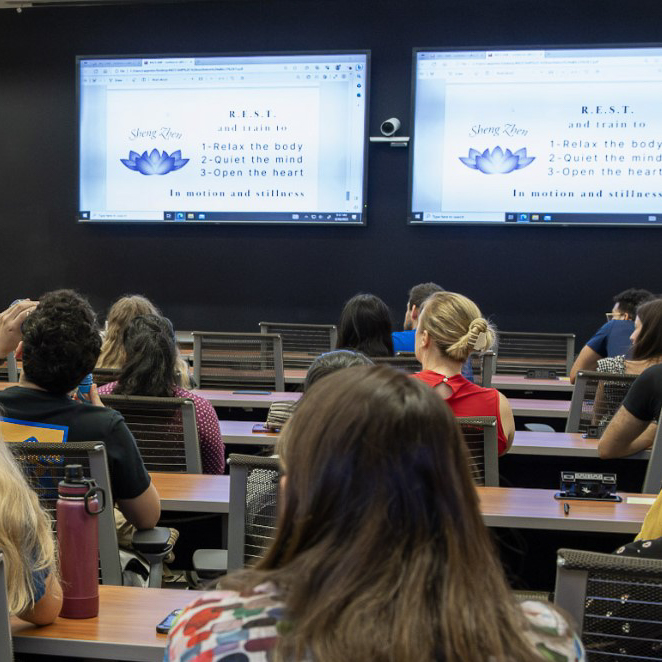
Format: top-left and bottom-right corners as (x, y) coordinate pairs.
(413, 370), (508, 455)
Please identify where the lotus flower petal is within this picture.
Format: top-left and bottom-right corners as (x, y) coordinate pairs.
(120, 148), (189, 175)
(459, 146), (535, 174)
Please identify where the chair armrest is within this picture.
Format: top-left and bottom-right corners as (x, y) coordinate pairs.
(131, 527), (172, 554)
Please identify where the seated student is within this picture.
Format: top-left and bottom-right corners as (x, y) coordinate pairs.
(598, 362), (662, 459)
(570, 288), (655, 383)
(97, 294), (191, 387)
(336, 293), (394, 357)
(392, 281), (444, 352)
(0, 433), (62, 625)
(165, 366), (584, 661)
(0, 289), (160, 530)
(265, 349), (374, 429)
(412, 291), (515, 455)
(597, 298), (662, 376)
(98, 314), (225, 474)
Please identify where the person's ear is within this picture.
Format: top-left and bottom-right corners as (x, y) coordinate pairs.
(14, 341), (23, 360)
(411, 304), (420, 321)
(419, 329), (430, 348)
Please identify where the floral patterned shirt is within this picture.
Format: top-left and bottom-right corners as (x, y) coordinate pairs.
(164, 583), (585, 661)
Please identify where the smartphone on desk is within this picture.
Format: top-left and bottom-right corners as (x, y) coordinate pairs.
(156, 608), (183, 634)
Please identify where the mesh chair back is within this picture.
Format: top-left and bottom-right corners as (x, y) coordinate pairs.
(92, 368), (122, 386)
(193, 332), (285, 391)
(373, 353), (422, 374)
(642, 410), (662, 494)
(100, 394), (202, 473)
(457, 416), (499, 486)
(470, 351), (495, 387)
(565, 370), (637, 436)
(8, 441), (122, 586)
(259, 322), (337, 369)
(555, 548), (662, 660)
(494, 332), (575, 376)
(227, 454), (280, 571)
(0, 352), (19, 383)
(0, 553), (12, 662)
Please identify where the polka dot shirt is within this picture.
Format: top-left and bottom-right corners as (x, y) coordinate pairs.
(98, 382), (225, 474)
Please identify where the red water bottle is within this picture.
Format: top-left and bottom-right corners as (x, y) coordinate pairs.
(56, 464), (106, 618)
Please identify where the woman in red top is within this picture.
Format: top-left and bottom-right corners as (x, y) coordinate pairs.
(413, 291), (515, 454)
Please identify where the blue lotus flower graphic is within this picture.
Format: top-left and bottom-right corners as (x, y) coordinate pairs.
(120, 149), (189, 175)
(459, 147), (535, 174)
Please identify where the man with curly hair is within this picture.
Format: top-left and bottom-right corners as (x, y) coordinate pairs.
(570, 288), (656, 383)
(0, 289), (160, 529)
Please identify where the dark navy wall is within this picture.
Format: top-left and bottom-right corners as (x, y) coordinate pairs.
(1, 0), (659, 343)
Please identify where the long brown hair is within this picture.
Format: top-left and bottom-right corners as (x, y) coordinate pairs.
(225, 365), (543, 661)
(97, 295), (159, 369)
(97, 294), (191, 387)
(631, 298), (662, 361)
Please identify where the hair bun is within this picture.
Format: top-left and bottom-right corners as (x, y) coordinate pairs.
(468, 318), (490, 351)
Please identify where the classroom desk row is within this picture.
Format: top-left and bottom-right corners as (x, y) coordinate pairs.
(11, 476), (656, 660)
(217, 421), (644, 462)
(191, 387), (572, 418)
(0, 381), (571, 418)
(148, 471), (655, 535)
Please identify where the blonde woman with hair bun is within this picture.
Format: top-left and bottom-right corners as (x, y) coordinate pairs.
(413, 291), (515, 454)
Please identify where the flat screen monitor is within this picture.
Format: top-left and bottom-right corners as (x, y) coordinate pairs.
(78, 52), (369, 225)
(409, 46), (662, 226)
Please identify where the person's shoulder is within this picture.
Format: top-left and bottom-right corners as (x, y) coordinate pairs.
(637, 363), (662, 383)
(172, 386), (212, 409)
(167, 582), (283, 660)
(520, 600), (585, 661)
(392, 330), (415, 352)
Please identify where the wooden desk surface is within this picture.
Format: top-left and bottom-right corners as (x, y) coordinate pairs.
(11, 585), (190, 661)
(510, 398), (571, 418)
(193, 388), (301, 408)
(221, 419), (279, 445)
(510, 430), (650, 459)
(492, 374), (573, 393)
(218, 423), (652, 462)
(478, 486), (653, 534)
(150, 469), (651, 535)
(151, 471), (230, 512)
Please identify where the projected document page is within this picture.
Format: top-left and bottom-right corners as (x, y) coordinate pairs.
(78, 54), (368, 224)
(410, 48), (662, 225)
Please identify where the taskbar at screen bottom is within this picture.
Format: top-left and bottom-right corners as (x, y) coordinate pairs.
(78, 211), (363, 224)
(411, 211), (662, 225)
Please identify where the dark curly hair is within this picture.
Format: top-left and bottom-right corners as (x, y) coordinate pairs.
(614, 288), (655, 319)
(114, 314), (176, 397)
(21, 289), (101, 395)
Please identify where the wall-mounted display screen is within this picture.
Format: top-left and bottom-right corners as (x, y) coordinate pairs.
(409, 46), (662, 226)
(78, 52), (369, 225)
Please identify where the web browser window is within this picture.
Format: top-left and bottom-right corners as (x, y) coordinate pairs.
(78, 53), (368, 225)
(410, 47), (662, 226)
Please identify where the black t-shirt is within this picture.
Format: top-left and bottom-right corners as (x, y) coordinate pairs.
(0, 386), (151, 500)
(622, 364), (662, 422)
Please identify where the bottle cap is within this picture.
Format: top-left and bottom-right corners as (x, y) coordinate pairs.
(64, 464), (84, 483)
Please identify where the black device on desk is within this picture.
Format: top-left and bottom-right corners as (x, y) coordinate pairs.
(555, 471), (621, 502)
(526, 369), (558, 379)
